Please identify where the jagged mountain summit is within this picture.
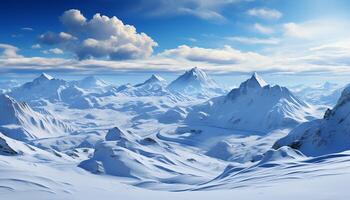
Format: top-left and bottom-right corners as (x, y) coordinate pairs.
(116, 74), (180, 98)
(186, 73), (317, 132)
(0, 94), (72, 141)
(167, 67), (225, 98)
(9, 73), (67, 103)
(134, 74), (166, 87)
(274, 84), (350, 156)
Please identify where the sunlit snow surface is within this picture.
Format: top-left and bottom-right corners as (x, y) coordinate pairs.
(0, 69), (349, 199)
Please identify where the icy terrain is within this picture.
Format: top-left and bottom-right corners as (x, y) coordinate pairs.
(0, 68), (350, 199)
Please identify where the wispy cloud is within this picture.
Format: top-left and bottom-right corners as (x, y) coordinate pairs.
(0, 44), (22, 58)
(247, 8), (282, 20)
(21, 27), (33, 31)
(227, 36), (280, 45)
(253, 23), (274, 34)
(134, 0), (250, 22)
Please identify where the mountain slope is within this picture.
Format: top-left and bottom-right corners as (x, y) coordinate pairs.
(0, 94), (72, 141)
(9, 73), (68, 103)
(119, 74), (170, 97)
(274, 84), (350, 156)
(167, 67), (224, 98)
(70, 76), (111, 93)
(186, 73), (316, 132)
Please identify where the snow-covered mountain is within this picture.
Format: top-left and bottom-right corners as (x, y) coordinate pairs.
(117, 74), (170, 97)
(186, 73), (317, 132)
(7, 73), (109, 109)
(167, 67), (225, 98)
(291, 82), (344, 106)
(9, 73), (68, 103)
(0, 80), (20, 94)
(70, 76), (111, 93)
(0, 94), (72, 141)
(274, 84), (350, 156)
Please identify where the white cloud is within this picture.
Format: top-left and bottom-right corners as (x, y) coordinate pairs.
(21, 27), (33, 31)
(136, 0), (247, 22)
(253, 23), (274, 34)
(283, 23), (313, 39)
(3, 39), (350, 76)
(159, 45), (267, 64)
(0, 44), (22, 58)
(42, 48), (64, 55)
(282, 20), (346, 40)
(247, 8), (282, 20)
(31, 44), (41, 49)
(227, 36), (280, 45)
(41, 9), (157, 60)
(39, 32), (76, 45)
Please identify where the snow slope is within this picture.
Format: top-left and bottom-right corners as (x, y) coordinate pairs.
(167, 67), (225, 98)
(9, 73), (68, 103)
(0, 94), (72, 141)
(1, 71), (350, 199)
(79, 126), (226, 186)
(274, 84), (350, 156)
(186, 73), (317, 132)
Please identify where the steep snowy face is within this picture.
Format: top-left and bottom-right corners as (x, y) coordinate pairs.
(274, 85), (350, 156)
(167, 67), (224, 98)
(135, 74), (166, 87)
(117, 74), (180, 98)
(0, 94), (72, 141)
(187, 73), (315, 132)
(71, 76), (109, 91)
(9, 73), (67, 103)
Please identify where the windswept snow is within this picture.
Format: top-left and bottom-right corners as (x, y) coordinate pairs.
(274, 84), (350, 156)
(0, 70), (349, 199)
(186, 73), (318, 132)
(0, 94), (72, 141)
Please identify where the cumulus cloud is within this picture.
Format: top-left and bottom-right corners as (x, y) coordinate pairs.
(3, 39), (350, 76)
(227, 36), (280, 45)
(39, 9), (157, 60)
(0, 44), (22, 58)
(42, 48), (64, 55)
(159, 45), (267, 64)
(31, 44), (41, 49)
(39, 31), (76, 45)
(247, 8), (282, 20)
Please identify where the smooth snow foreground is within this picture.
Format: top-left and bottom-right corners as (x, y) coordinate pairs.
(0, 68), (349, 199)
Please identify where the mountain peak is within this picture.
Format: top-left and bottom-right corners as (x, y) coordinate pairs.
(167, 67), (222, 97)
(76, 75), (108, 88)
(134, 74), (166, 87)
(146, 74), (165, 83)
(186, 67), (207, 79)
(242, 72), (268, 89)
(32, 73), (54, 84)
(38, 73), (54, 81)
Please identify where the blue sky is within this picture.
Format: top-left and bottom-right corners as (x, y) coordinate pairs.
(1, 0), (350, 86)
